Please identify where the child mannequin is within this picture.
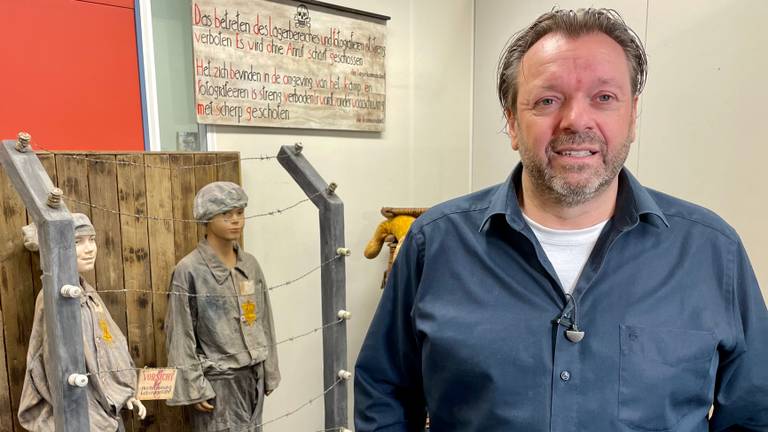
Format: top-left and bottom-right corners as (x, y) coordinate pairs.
(18, 213), (146, 431)
(165, 181), (280, 432)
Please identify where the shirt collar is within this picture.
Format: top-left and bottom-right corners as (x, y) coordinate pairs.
(479, 163), (669, 232)
(79, 277), (100, 305)
(196, 238), (247, 284)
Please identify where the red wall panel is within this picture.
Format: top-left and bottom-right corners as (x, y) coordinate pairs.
(0, 0), (144, 151)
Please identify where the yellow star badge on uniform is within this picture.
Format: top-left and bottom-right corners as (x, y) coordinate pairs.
(241, 301), (257, 326)
(99, 318), (113, 345)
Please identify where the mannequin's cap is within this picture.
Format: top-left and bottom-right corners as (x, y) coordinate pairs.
(21, 213), (95, 251)
(193, 181), (248, 222)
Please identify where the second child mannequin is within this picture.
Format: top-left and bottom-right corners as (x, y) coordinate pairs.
(166, 182), (280, 432)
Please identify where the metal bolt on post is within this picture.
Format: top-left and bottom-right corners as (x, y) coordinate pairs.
(326, 182), (338, 195)
(47, 188), (63, 208)
(16, 132), (31, 152)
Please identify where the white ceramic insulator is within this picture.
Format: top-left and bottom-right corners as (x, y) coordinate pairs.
(336, 247), (351, 256)
(67, 374), (89, 387)
(60, 284), (82, 298)
(337, 370), (352, 381)
(337, 310), (352, 320)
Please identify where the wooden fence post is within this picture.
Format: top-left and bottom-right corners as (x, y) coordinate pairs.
(0, 140), (90, 431)
(278, 144), (348, 431)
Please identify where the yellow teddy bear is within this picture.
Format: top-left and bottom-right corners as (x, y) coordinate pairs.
(365, 207), (428, 288)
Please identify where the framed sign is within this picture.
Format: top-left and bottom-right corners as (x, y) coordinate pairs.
(192, 0), (388, 131)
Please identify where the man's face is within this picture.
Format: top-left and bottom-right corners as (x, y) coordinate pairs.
(207, 207), (245, 241)
(75, 234), (97, 273)
(507, 32), (639, 207)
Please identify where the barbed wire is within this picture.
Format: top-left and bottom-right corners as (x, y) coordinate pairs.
(85, 319), (344, 378)
(92, 253), (341, 298)
(29, 140), (291, 170)
(62, 191), (321, 223)
(83, 319), (346, 429)
(39, 150), (282, 168)
(258, 377), (344, 429)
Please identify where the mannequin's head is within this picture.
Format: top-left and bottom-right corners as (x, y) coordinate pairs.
(21, 213), (97, 274)
(193, 181), (248, 242)
(73, 213), (97, 273)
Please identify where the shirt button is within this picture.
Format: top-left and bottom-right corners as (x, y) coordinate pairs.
(560, 370), (571, 382)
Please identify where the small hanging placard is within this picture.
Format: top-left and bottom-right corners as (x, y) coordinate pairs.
(136, 368), (178, 400)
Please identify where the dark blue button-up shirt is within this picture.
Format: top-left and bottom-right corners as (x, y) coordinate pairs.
(355, 164), (768, 432)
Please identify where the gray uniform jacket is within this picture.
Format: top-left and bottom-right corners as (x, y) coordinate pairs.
(165, 239), (281, 406)
(19, 279), (137, 431)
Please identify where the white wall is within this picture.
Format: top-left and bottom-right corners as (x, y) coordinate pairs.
(169, 1), (766, 429)
(472, 0), (767, 299)
(212, 1), (474, 430)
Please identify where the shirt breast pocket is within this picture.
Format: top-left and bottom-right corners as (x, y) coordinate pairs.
(618, 325), (716, 431)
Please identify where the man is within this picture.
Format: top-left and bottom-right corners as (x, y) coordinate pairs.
(354, 8), (768, 432)
(19, 214), (146, 431)
(165, 181), (280, 432)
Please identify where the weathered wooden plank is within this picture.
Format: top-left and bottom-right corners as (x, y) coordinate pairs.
(169, 154), (198, 431)
(193, 153), (217, 241)
(216, 152), (241, 184)
(144, 154), (183, 430)
(56, 154), (95, 283)
(0, 150), (38, 432)
(170, 154), (198, 261)
(54, 154), (90, 215)
(0, 308), (14, 432)
(215, 152), (243, 244)
(87, 154), (128, 335)
(37, 153), (58, 186)
(116, 154), (156, 432)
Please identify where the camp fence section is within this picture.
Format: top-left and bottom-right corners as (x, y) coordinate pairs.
(0, 151), (241, 432)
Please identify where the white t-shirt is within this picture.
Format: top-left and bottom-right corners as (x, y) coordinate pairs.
(523, 213), (608, 294)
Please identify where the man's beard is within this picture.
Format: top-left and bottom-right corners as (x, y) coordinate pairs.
(518, 130), (631, 207)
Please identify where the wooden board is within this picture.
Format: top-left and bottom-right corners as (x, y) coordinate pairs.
(216, 152), (241, 184)
(217, 153), (243, 245)
(194, 153), (218, 241)
(0, 156), (37, 432)
(87, 154), (128, 335)
(116, 154), (156, 432)
(144, 154), (185, 430)
(170, 154), (198, 261)
(0, 309), (14, 432)
(56, 153), (95, 282)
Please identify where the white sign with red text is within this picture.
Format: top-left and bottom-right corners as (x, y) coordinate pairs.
(192, 0), (387, 131)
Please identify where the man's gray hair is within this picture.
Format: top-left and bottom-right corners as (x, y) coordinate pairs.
(497, 8), (648, 117)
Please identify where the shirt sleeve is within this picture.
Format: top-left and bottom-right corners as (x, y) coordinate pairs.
(710, 239), (768, 430)
(354, 230), (427, 432)
(261, 269), (281, 393)
(18, 292), (56, 431)
(165, 267), (216, 406)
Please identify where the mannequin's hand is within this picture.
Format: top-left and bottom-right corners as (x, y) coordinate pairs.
(193, 401), (215, 413)
(126, 397), (147, 419)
